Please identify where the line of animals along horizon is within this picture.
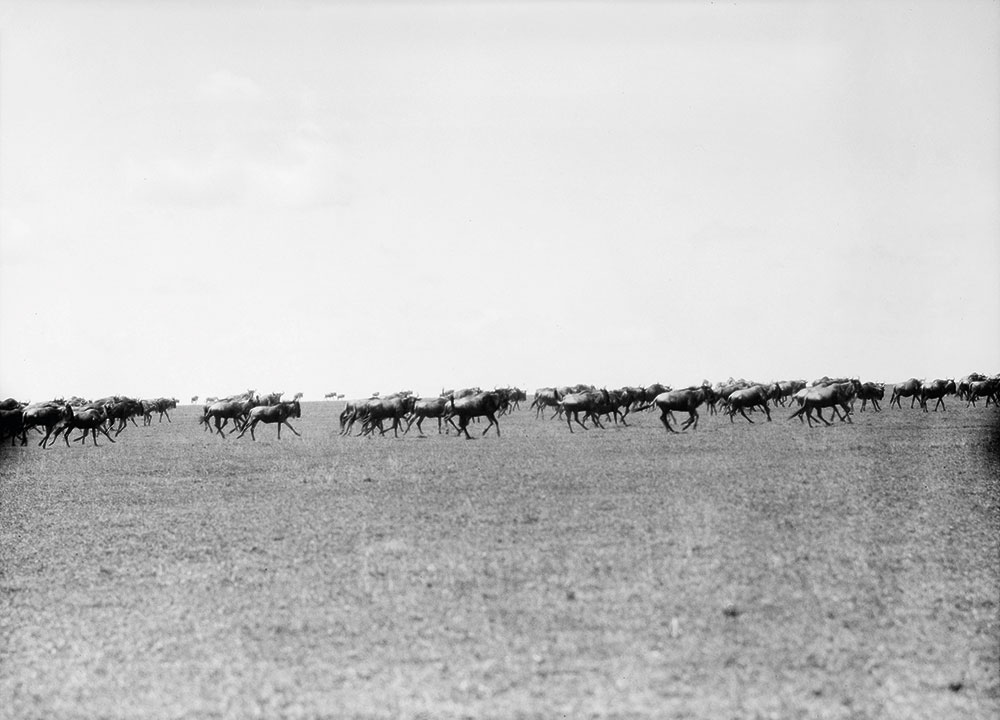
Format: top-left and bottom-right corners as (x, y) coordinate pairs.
(1, 373), (997, 448)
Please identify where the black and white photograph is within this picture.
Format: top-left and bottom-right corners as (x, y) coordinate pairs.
(1, 1), (998, 718)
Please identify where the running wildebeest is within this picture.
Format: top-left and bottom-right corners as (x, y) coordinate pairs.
(142, 397), (178, 425)
(857, 382), (885, 412)
(726, 385), (772, 423)
(201, 398), (258, 437)
(405, 396), (450, 436)
(22, 402), (73, 449)
(889, 379), (922, 409)
(556, 389), (609, 433)
(359, 395), (417, 438)
(339, 399), (369, 436)
(105, 397), (144, 435)
(531, 388), (561, 419)
(56, 406), (116, 446)
(0, 408), (27, 446)
(788, 381), (858, 427)
(447, 392), (502, 439)
(236, 400), (301, 441)
(653, 386), (710, 433)
(918, 379), (956, 412)
(966, 378), (999, 407)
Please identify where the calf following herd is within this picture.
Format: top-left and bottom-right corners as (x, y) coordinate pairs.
(0, 374), (997, 448)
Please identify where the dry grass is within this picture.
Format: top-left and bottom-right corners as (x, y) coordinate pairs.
(1, 401), (998, 719)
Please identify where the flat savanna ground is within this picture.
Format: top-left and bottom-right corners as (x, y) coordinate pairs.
(1, 400), (998, 719)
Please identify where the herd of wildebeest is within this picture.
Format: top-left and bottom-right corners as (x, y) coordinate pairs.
(1, 372), (998, 449)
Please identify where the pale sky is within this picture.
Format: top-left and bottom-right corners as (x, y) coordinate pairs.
(1, 0), (998, 402)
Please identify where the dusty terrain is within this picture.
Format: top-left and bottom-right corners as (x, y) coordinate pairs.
(1, 400), (997, 719)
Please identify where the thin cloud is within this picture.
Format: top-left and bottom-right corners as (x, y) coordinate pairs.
(126, 125), (349, 209)
(199, 69), (265, 102)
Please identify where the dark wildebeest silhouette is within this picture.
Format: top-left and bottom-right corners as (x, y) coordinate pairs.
(857, 382), (885, 412)
(653, 386), (710, 433)
(22, 402), (73, 449)
(889, 379), (922, 409)
(236, 401), (301, 441)
(788, 382), (859, 427)
(406, 397), (450, 436)
(57, 406), (116, 446)
(918, 379), (956, 412)
(726, 385), (772, 424)
(447, 392), (502, 439)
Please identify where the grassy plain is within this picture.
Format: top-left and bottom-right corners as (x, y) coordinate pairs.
(1, 400), (998, 719)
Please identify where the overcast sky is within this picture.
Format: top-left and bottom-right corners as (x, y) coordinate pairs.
(1, 0), (998, 402)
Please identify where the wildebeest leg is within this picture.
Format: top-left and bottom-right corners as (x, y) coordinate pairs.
(936, 397), (945, 411)
(481, 412), (500, 437)
(739, 408), (754, 423)
(681, 410), (698, 430)
(572, 411), (588, 431)
(283, 421), (300, 437)
(813, 408), (832, 426)
(97, 425), (115, 443)
(762, 403), (772, 421)
(659, 409), (677, 433)
(162, 409), (171, 422)
(458, 417), (473, 440)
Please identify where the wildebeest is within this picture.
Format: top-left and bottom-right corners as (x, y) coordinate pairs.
(956, 374), (987, 401)
(558, 389), (611, 433)
(236, 401), (301, 441)
(889, 379), (922, 409)
(201, 398), (257, 437)
(359, 395), (417, 437)
(56, 406), (116, 446)
(0, 408), (27, 446)
(339, 399), (369, 436)
(918, 379), (956, 412)
(726, 385), (772, 423)
(142, 397), (178, 425)
(857, 382), (885, 412)
(22, 402), (73, 448)
(966, 378), (999, 407)
(653, 386), (710, 433)
(405, 397), (450, 436)
(104, 397), (144, 435)
(789, 381), (858, 427)
(447, 392), (502, 439)
(531, 388), (561, 419)
(771, 380), (806, 407)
